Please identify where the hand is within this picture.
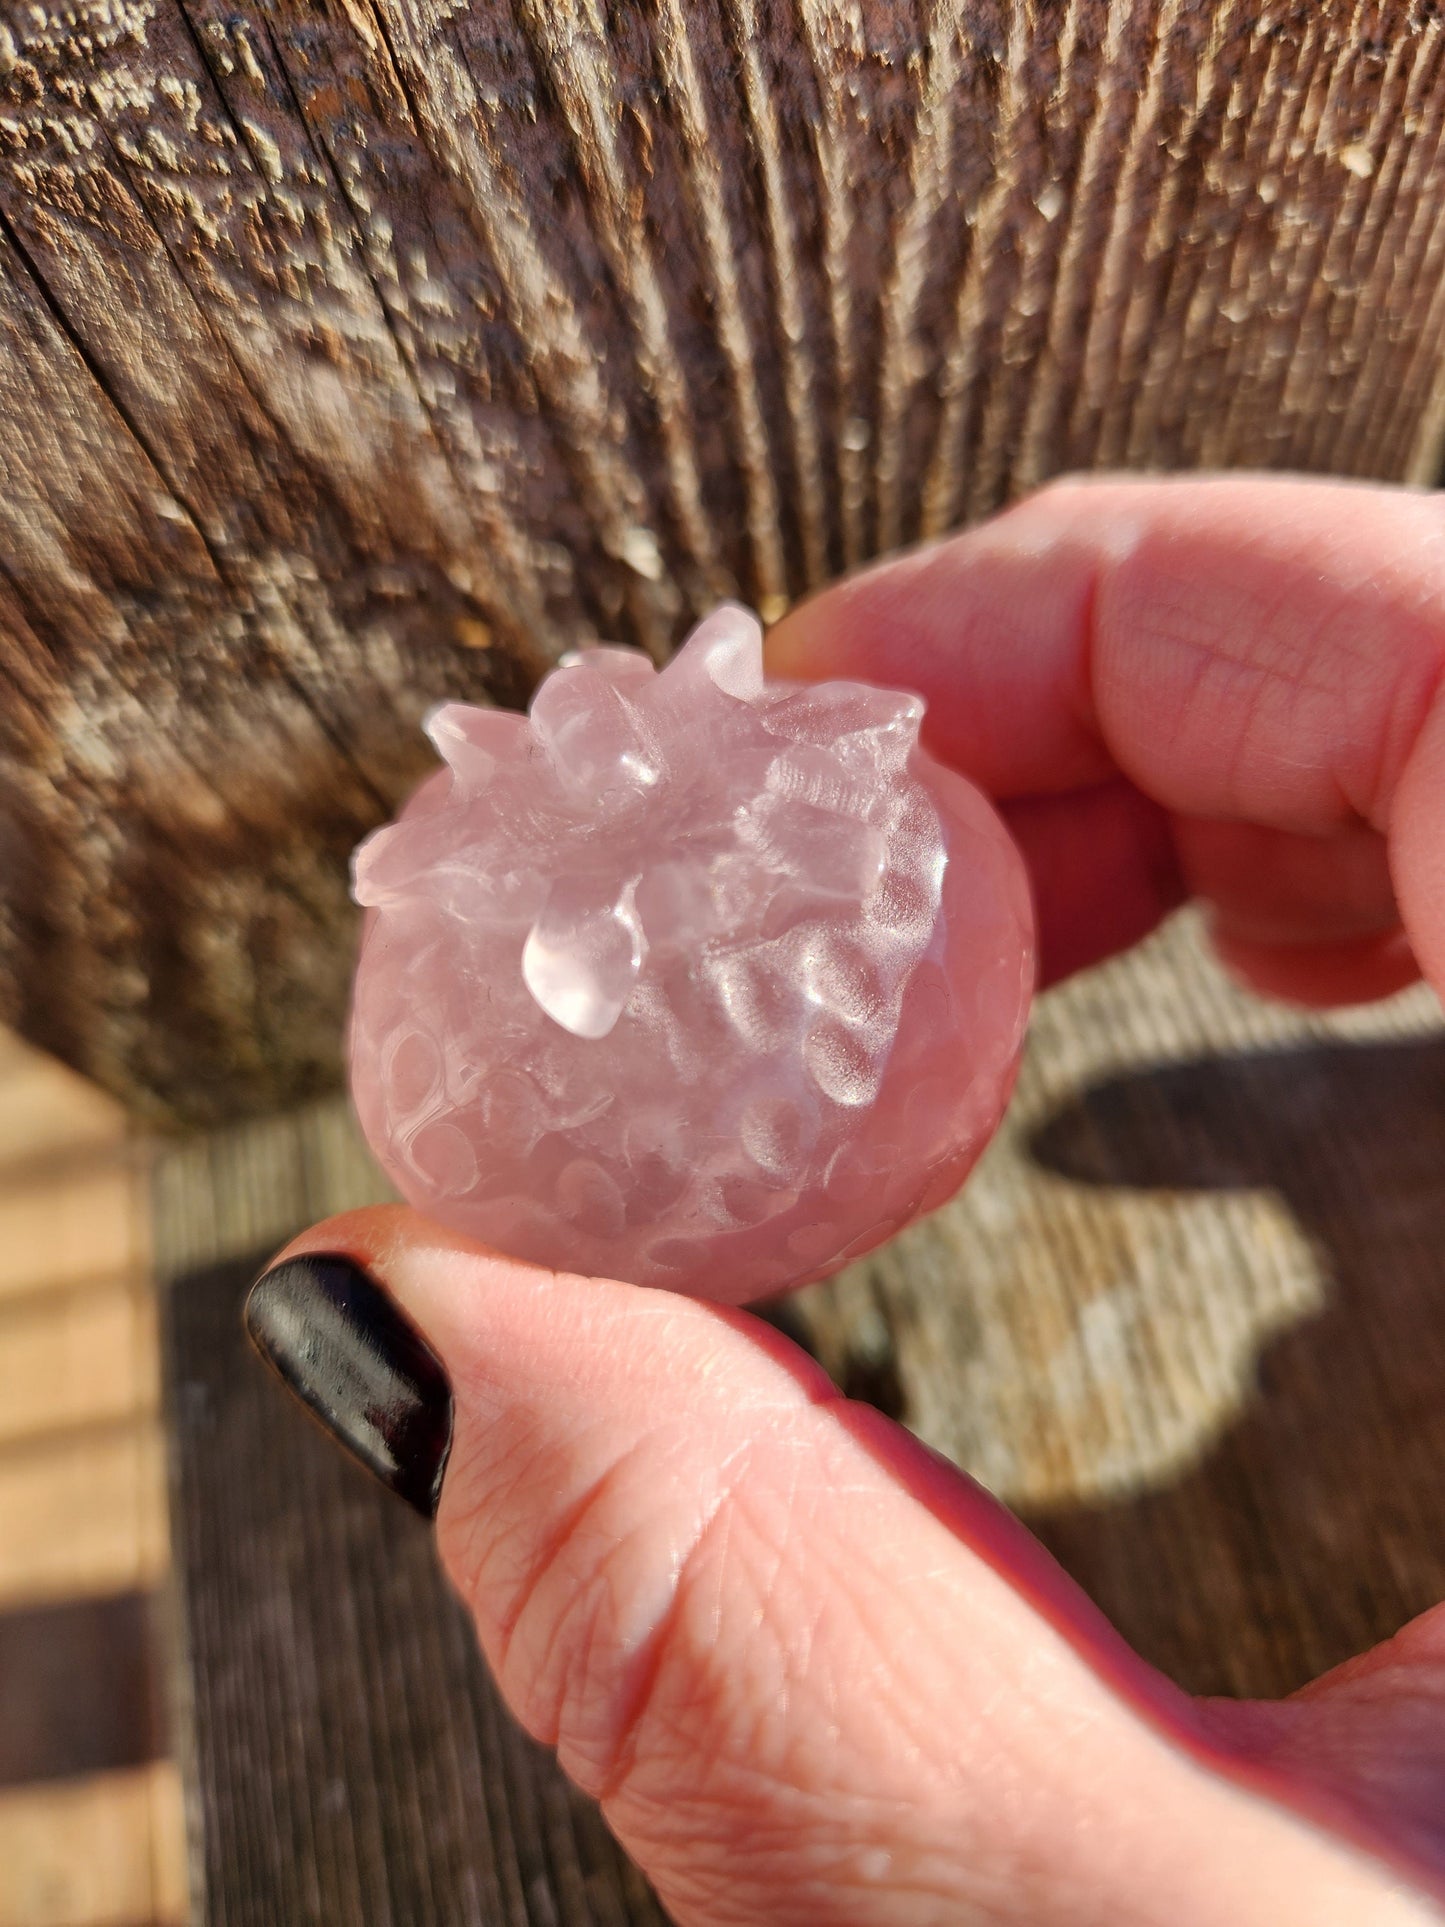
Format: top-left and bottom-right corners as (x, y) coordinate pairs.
(253, 476), (1445, 1925)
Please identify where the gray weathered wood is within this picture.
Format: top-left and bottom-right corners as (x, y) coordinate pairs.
(162, 1251), (669, 1925)
(5, 1), (1445, 1121)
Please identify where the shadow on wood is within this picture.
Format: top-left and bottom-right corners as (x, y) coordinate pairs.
(163, 1254), (667, 1927)
(1024, 1034), (1445, 1702)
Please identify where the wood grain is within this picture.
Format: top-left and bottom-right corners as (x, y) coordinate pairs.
(163, 1251), (668, 1926)
(0, 1273), (157, 1448)
(2, 1), (1444, 1122)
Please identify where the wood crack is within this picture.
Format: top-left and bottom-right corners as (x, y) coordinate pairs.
(45, 167), (454, 849)
(0, 205), (231, 588)
(518, 0), (736, 609)
(652, 0), (788, 612)
(191, 0), (554, 664)
(367, 0), (683, 659)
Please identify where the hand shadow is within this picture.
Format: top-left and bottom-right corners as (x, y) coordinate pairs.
(1024, 1033), (1445, 1700)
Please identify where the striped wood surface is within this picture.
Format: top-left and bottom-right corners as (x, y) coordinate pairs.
(5, 3), (1445, 1127)
(0, 1032), (185, 1927)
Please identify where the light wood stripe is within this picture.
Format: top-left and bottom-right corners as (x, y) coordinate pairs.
(796, 0), (867, 566)
(726, 0), (829, 593)
(0, 1761), (187, 1927)
(0, 1050), (126, 1167)
(1364, 46), (1445, 479)
(1192, 22), (1309, 467)
(1014, 0), (1136, 492)
(522, 0), (735, 607)
(0, 1274), (157, 1449)
(1205, 9), (1334, 469)
(1118, 0), (1247, 471)
(981, 4), (1088, 510)
(874, 0), (966, 553)
(371, 0), (682, 658)
(1067, 0), (1193, 470)
(1327, 26), (1445, 474)
(0, 1416), (167, 1612)
(0, 1164), (146, 1305)
(921, 0), (1036, 536)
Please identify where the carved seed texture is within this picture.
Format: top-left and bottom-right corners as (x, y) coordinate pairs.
(349, 606), (1033, 1302)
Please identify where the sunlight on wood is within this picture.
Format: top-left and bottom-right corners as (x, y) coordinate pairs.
(0, 1031), (178, 1924)
(0, 1036), (128, 1167)
(0, 1763), (186, 1927)
(0, 1419), (168, 1613)
(0, 1278), (157, 1449)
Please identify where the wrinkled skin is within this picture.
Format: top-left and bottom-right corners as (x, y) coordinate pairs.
(283, 478), (1445, 1925)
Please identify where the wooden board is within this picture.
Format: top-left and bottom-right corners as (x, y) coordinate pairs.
(846, 914), (1445, 1699)
(162, 1252), (668, 1926)
(0, 1165), (148, 1309)
(0, 1037), (165, 1617)
(155, 911), (1445, 1914)
(0, 1028), (183, 1925)
(4, 2), (1445, 1125)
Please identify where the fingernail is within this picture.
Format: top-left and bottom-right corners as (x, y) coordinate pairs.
(244, 1254), (453, 1518)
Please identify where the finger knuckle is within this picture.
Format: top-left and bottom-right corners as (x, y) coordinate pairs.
(451, 1427), (803, 1805)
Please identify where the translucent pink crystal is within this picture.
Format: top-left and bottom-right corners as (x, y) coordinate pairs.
(349, 605), (1034, 1304)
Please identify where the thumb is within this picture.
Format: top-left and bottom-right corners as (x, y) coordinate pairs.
(249, 1207), (1431, 1927)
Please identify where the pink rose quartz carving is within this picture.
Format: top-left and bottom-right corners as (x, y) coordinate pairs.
(349, 605), (1033, 1304)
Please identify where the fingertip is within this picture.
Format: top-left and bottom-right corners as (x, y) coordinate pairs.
(267, 1205), (576, 1380)
(764, 579), (864, 683)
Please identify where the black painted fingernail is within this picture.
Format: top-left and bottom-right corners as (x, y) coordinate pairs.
(244, 1255), (452, 1518)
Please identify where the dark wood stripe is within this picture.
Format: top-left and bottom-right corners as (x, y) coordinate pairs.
(0, 1589), (165, 1787)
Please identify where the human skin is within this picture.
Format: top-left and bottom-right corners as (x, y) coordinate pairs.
(280, 477), (1445, 1924)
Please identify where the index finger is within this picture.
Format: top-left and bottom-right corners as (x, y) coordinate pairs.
(767, 474), (1445, 993)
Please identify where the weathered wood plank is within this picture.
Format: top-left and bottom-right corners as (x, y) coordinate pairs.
(820, 914), (1445, 1699)
(0, 1034), (180, 1923)
(162, 1250), (669, 1925)
(2, 1), (1444, 1121)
